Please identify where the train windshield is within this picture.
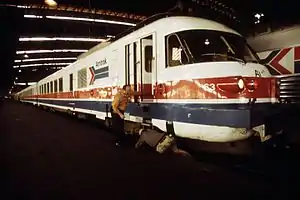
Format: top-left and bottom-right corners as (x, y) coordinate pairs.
(166, 30), (259, 67)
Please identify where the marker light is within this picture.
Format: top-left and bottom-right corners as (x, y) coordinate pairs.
(237, 79), (244, 89)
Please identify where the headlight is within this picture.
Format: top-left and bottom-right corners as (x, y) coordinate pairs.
(237, 79), (244, 89)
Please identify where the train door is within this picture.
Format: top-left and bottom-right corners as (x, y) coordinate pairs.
(125, 40), (142, 103)
(140, 35), (155, 101)
(125, 42), (139, 101)
(125, 33), (156, 103)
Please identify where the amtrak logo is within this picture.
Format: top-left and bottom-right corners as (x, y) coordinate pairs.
(89, 67), (96, 85)
(89, 66), (109, 85)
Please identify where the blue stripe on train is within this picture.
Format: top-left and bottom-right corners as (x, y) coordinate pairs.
(34, 99), (273, 128)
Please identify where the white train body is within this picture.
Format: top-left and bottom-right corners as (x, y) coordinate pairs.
(17, 15), (286, 154)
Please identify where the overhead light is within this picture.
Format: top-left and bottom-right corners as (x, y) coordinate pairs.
(16, 49), (88, 54)
(23, 14), (136, 26)
(24, 15), (43, 18)
(14, 57), (77, 63)
(254, 13), (264, 19)
(17, 5), (29, 9)
(14, 63), (72, 68)
(19, 37), (106, 42)
(46, 15), (136, 26)
(254, 13), (264, 24)
(14, 82), (27, 86)
(204, 39), (210, 45)
(45, 0), (57, 7)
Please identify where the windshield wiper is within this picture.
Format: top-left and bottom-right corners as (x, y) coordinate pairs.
(226, 55), (246, 64)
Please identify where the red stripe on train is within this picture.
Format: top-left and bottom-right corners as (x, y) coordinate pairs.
(21, 76), (278, 100)
(270, 48), (292, 74)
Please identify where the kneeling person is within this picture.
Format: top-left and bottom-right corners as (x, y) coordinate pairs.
(135, 130), (190, 156)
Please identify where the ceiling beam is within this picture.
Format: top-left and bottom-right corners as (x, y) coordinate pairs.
(3, 3), (147, 20)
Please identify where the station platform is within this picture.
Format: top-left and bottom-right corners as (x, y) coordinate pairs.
(0, 100), (296, 200)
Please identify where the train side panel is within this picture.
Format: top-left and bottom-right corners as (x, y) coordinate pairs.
(247, 25), (300, 75)
(255, 45), (300, 75)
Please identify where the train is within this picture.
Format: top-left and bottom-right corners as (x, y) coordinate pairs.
(14, 13), (300, 155)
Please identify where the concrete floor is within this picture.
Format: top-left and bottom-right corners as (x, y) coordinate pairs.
(0, 100), (297, 200)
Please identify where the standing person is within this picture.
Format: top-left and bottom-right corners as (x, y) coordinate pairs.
(111, 84), (135, 146)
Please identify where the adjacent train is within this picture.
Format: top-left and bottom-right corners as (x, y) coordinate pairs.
(247, 25), (300, 75)
(15, 14), (300, 155)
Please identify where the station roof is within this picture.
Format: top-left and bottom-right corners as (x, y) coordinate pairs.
(1, 0), (299, 95)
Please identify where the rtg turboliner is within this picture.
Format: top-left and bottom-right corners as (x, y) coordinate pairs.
(15, 14), (300, 155)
